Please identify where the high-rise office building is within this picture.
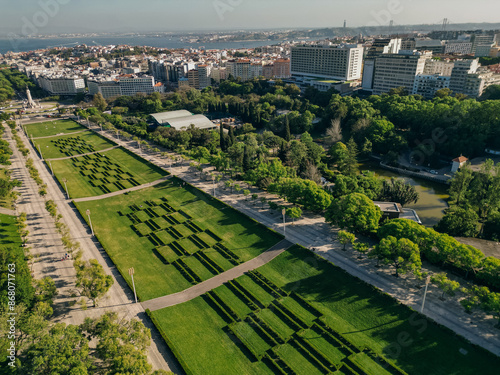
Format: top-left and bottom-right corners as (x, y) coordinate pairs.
(412, 74), (451, 99)
(361, 38), (401, 91)
(372, 50), (432, 95)
(290, 44), (364, 81)
(226, 59), (252, 81)
(37, 74), (85, 95)
(197, 65), (212, 89)
(449, 59), (480, 94)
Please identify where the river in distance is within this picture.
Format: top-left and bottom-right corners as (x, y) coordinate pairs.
(0, 35), (286, 55)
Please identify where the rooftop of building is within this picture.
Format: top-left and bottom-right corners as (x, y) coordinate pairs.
(150, 110), (193, 124)
(373, 201), (402, 213)
(453, 156), (469, 163)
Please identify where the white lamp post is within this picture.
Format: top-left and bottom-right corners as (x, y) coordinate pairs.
(86, 209), (94, 236)
(282, 208), (286, 236)
(420, 275), (432, 313)
(128, 267), (138, 303)
(62, 178), (69, 199)
(48, 160), (54, 176)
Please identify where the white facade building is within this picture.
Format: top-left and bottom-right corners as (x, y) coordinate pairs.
(412, 74), (451, 98)
(88, 74), (157, 98)
(38, 74), (85, 95)
(291, 44), (364, 81)
(372, 51), (432, 95)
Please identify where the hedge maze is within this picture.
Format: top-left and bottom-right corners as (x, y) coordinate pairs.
(120, 197), (244, 284)
(51, 136), (95, 157)
(203, 271), (407, 375)
(71, 153), (141, 194)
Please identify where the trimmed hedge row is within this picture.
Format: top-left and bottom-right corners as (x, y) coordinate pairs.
(172, 259), (201, 284)
(248, 270), (288, 298)
(145, 309), (195, 375)
(293, 334), (338, 372)
(249, 312), (286, 344)
(290, 337), (336, 374)
(227, 324), (263, 361)
(195, 251), (224, 274)
(272, 300), (309, 330)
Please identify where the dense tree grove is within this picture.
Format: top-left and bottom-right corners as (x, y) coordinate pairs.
(437, 160), (500, 241)
(0, 68), (42, 103)
(378, 219), (500, 291)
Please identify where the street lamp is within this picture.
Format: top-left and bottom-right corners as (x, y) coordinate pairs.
(116, 130), (119, 140)
(212, 175), (216, 196)
(37, 144), (43, 159)
(128, 267), (138, 303)
(420, 275), (431, 313)
(282, 208), (286, 236)
(62, 178), (69, 199)
(86, 209), (94, 236)
(48, 160), (54, 176)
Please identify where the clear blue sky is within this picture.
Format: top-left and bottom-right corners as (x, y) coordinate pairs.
(1, 0), (499, 35)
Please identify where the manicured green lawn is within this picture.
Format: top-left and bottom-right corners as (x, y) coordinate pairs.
(0, 169), (14, 209)
(149, 297), (274, 375)
(51, 147), (167, 198)
(150, 245), (500, 375)
(75, 179), (282, 300)
(33, 131), (116, 159)
(0, 213), (21, 248)
(25, 119), (86, 138)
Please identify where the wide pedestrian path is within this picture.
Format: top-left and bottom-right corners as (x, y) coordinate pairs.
(142, 239), (293, 311)
(45, 145), (120, 161)
(31, 129), (89, 139)
(72, 176), (172, 203)
(0, 207), (16, 215)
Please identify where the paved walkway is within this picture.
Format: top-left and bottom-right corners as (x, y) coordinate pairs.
(72, 176), (172, 203)
(45, 145), (121, 161)
(142, 239), (293, 311)
(31, 129), (89, 139)
(0, 207), (16, 215)
(13, 122), (180, 373)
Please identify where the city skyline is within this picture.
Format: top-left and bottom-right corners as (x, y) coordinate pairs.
(1, 0), (500, 36)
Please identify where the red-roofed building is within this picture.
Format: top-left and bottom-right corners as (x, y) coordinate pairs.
(452, 156), (469, 173)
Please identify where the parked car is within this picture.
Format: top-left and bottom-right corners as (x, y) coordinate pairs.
(429, 170), (438, 175)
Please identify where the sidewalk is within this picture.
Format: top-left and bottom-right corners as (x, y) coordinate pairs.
(142, 239), (293, 311)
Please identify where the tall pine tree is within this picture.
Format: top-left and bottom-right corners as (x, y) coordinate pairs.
(228, 127), (236, 148)
(284, 115), (291, 142)
(243, 145), (252, 172)
(220, 124), (226, 151)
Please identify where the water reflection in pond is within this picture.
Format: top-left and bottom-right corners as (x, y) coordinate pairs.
(360, 162), (450, 227)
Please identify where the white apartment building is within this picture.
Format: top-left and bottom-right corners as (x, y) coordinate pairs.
(197, 65), (212, 89)
(119, 75), (155, 96)
(210, 67), (227, 83)
(290, 44), (364, 81)
(423, 59), (455, 76)
(412, 74), (451, 99)
(88, 74), (156, 99)
(226, 59), (252, 81)
(444, 40), (472, 55)
(38, 74), (85, 95)
(362, 38), (401, 91)
(449, 59), (480, 94)
(250, 63), (263, 79)
(372, 51), (432, 95)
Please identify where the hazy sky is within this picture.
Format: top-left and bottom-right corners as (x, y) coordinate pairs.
(1, 0), (499, 35)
